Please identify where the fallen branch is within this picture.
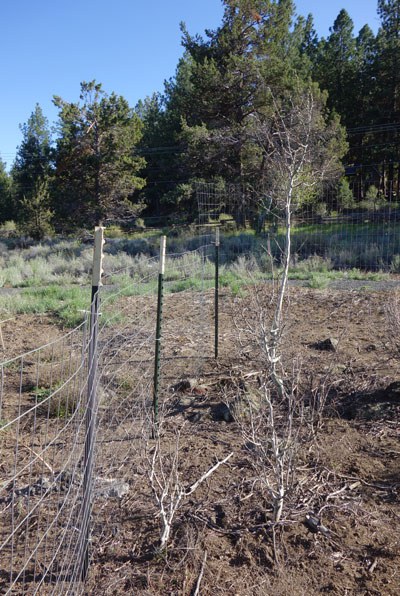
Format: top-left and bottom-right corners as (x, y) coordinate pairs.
(186, 453), (233, 495)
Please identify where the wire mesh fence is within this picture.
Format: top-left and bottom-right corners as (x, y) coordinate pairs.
(2, 198), (400, 592)
(0, 321), (91, 593)
(195, 181), (400, 273)
(0, 237), (216, 594)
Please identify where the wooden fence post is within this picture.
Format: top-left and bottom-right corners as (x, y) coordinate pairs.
(81, 226), (104, 580)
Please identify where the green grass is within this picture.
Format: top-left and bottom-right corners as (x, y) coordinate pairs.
(29, 383), (78, 418)
(31, 385), (53, 401)
(166, 277), (213, 293)
(290, 220), (399, 236)
(289, 265), (390, 287)
(288, 268), (389, 282)
(119, 279), (159, 297)
(219, 271), (251, 295)
(0, 285), (90, 327)
(0, 229), (397, 330)
(107, 273), (159, 296)
(0, 256), (392, 330)
(24, 286), (89, 326)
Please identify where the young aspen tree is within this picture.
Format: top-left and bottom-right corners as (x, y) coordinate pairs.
(252, 84), (345, 399)
(240, 83), (346, 523)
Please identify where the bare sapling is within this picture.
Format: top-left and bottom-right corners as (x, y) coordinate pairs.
(233, 83), (345, 524)
(245, 381), (302, 523)
(147, 423), (233, 551)
(253, 85), (343, 398)
(225, 363), (303, 526)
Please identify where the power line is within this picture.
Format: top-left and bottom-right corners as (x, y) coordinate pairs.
(347, 122), (400, 135)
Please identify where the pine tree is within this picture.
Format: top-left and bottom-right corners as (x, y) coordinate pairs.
(136, 92), (184, 218)
(18, 178), (54, 240)
(314, 9), (357, 125)
(372, 1), (400, 196)
(53, 81), (146, 230)
(376, 0), (400, 121)
(11, 104), (52, 225)
(0, 158), (12, 223)
(141, 0), (346, 224)
(345, 25), (378, 181)
(291, 13), (319, 77)
(176, 1), (299, 187)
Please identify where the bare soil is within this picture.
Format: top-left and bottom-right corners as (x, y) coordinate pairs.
(1, 284), (400, 595)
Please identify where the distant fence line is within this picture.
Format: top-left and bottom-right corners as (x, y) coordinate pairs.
(195, 182), (400, 272)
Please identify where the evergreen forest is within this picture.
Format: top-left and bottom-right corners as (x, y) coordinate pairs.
(1, 0), (400, 238)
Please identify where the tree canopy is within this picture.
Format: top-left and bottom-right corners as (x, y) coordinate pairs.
(2, 1), (400, 232)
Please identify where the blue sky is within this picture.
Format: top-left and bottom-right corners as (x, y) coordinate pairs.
(1, 0), (380, 169)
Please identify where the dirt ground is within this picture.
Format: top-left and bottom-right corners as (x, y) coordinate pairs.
(1, 283), (400, 595)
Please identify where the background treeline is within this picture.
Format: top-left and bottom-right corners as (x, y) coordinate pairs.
(0, 0), (399, 238)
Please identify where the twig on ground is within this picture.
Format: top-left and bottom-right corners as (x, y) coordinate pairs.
(193, 550), (207, 596)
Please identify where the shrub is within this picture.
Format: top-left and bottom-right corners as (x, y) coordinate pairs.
(366, 185), (378, 201)
(230, 255), (260, 276)
(337, 178), (355, 211)
(307, 273), (330, 289)
(105, 225), (124, 238)
(293, 254), (333, 273)
(219, 213), (236, 232)
(357, 244), (383, 270)
(116, 238), (157, 257)
(135, 217), (146, 230)
(391, 255), (400, 273)
(314, 202), (328, 218)
(0, 221), (17, 238)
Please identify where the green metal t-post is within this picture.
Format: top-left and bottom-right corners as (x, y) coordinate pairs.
(153, 236), (166, 437)
(215, 227), (220, 359)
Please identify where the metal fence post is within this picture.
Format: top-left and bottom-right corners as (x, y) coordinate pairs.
(215, 227), (220, 359)
(152, 235), (166, 437)
(81, 226), (104, 581)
